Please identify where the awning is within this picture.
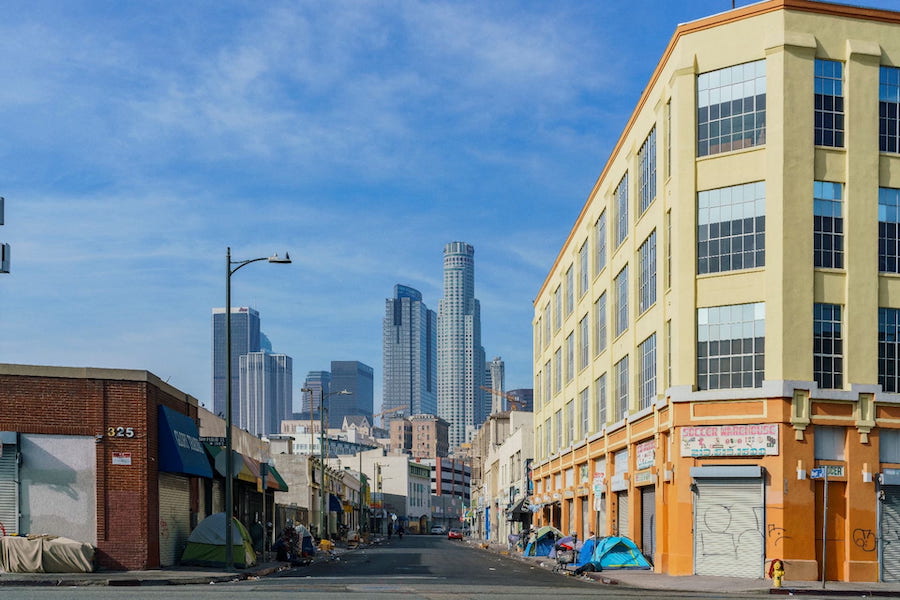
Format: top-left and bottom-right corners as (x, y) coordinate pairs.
(506, 496), (529, 517)
(204, 444), (287, 491)
(329, 493), (342, 512)
(158, 406), (212, 478)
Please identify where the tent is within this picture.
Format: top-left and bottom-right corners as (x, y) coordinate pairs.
(524, 525), (563, 557)
(180, 513), (257, 569)
(576, 536), (651, 571)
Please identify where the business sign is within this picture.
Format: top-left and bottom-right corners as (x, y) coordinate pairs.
(811, 465), (844, 479)
(636, 439), (656, 470)
(680, 423), (778, 457)
(112, 452), (132, 466)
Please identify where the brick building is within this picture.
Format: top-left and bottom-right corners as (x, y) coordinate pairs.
(389, 414), (449, 458)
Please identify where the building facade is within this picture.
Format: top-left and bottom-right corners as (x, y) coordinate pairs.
(486, 357), (506, 414)
(212, 307), (260, 421)
(383, 284), (438, 423)
(329, 361), (374, 428)
(532, 0), (900, 583)
(438, 241), (487, 450)
(389, 414), (450, 458)
(239, 351), (292, 436)
(299, 371), (331, 417)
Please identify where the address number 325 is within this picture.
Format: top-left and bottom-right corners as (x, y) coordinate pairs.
(107, 426), (135, 438)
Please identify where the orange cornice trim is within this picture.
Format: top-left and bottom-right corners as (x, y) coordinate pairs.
(533, 0), (900, 304)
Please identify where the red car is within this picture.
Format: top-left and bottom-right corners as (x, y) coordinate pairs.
(447, 529), (463, 540)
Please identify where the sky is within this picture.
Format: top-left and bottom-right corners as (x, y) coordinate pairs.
(2, 0), (898, 413)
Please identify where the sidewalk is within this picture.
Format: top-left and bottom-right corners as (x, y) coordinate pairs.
(468, 538), (900, 597)
(0, 541), (363, 587)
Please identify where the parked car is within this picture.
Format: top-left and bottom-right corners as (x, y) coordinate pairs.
(430, 525), (446, 535)
(447, 528), (463, 540)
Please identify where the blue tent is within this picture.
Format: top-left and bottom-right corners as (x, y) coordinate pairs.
(578, 536), (651, 570)
(524, 525), (562, 557)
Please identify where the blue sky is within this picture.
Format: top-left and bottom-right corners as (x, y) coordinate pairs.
(2, 0), (897, 412)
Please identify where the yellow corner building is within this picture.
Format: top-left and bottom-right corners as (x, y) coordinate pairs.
(531, 0), (900, 583)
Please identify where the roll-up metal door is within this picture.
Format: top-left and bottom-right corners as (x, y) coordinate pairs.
(0, 439), (19, 536)
(158, 473), (191, 567)
(616, 491), (629, 537)
(212, 479), (224, 514)
(881, 485), (900, 582)
(641, 486), (656, 562)
(693, 477), (764, 578)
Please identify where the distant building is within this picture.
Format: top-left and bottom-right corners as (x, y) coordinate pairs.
(382, 284), (437, 425)
(300, 371), (331, 415)
(486, 357), (505, 414)
(506, 388), (534, 412)
(437, 242), (486, 450)
(238, 351), (292, 436)
(328, 361), (374, 428)
(211, 307), (260, 419)
(390, 414), (449, 458)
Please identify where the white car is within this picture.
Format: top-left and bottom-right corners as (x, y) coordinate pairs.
(430, 525), (446, 535)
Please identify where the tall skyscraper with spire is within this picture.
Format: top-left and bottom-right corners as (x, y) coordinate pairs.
(383, 284), (437, 423)
(437, 241), (486, 450)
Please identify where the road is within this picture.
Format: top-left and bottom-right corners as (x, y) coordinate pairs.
(0, 535), (827, 599)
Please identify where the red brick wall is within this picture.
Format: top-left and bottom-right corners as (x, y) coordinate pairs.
(0, 373), (199, 570)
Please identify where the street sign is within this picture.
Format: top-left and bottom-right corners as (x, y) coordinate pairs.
(810, 467), (826, 479)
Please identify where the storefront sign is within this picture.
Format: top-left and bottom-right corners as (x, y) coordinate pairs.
(636, 439), (656, 470)
(112, 452), (132, 465)
(811, 465), (844, 478)
(610, 473), (627, 492)
(592, 472), (606, 493)
(680, 423), (778, 457)
(634, 471), (654, 485)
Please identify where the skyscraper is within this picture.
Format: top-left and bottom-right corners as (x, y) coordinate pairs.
(383, 284), (437, 423)
(212, 307), (260, 418)
(437, 241), (486, 450)
(300, 371), (331, 416)
(239, 352), (292, 436)
(487, 356), (505, 414)
(329, 361), (374, 428)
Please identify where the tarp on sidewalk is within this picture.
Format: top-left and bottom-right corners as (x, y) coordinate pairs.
(0, 535), (94, 573)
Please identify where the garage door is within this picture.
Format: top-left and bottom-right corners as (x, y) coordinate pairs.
(641, 486), (656, 562)
(616, 491), (629, 537)
(693, 474), (764, 578)
(882, 485), (900, 582)
(159, 473), (191, 567)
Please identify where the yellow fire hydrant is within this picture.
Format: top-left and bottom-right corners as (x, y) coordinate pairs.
(770, 559), (785, 588)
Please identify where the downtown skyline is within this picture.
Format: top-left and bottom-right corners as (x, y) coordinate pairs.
(4, 0), (900, 412)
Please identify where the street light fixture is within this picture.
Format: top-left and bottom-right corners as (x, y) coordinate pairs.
(224, 247), (290, 570)
(301, 387), (350, 540)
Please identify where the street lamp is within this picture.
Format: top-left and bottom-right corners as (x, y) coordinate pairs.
(301, 387), (350, 540)
(224, 247), (290, 570)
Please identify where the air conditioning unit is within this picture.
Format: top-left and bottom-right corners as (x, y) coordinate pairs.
(1, 243), (9, 273)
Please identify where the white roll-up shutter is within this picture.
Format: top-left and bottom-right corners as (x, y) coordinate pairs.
(158, 473), (191, 566)
(693, 477), (764, 578)
(0, 443), (18, 536)
(881, 485), (900, 582)
(616, 491), (629, 537)
(640, 486), (656, 562)
(212, 479), (224, 513)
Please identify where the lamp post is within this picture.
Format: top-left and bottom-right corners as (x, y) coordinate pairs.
(301, 387), (350, 540)
(224, 247), (290, 570)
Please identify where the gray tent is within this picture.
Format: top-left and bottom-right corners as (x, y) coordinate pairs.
(180, 513), (257, 568)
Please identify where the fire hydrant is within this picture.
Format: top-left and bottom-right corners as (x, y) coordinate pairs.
(769, 559), (785, 588)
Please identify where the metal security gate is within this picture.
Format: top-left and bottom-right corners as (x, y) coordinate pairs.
(641, 486), (656, 562)
(616, 491), (629, 537)
(158, 473), (191, 567)
(693, 471), (764, 578)
(0, 434), (19, 536)
(881, 485), (900, 582)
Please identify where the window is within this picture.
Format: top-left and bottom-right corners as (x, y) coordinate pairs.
(881, 430), (900, 463)
(554, 409), (562, 451)
(665, 210), (672, 289)
(534, 371), (541, 407)
(698, 181), (765, 274)
(615, 266), (629, 336)
(543, 360), (551, 404)
(879, 187), (900, 273)
(554, 286), (561, 330)
(639, 333), (657, 410)
(554, 348), (562, 393)
(595, 374), (607, 427)
(565, 266), (574, 316)
(638, 230), (657, 313)
(814, 303), (843, 390)
(814, 59), (844, 147)
(665, 99), (672, 178)
(594, 292), (607, 355)
(638, 127), (657, 214)
(566, 333), (574, 382)
(698, 60), (766, 157)
(544, 419), (551, 457)
(579, 241), (589, 296)
(615, 174), (629, 247)
(580, 387), (589, 438)
(879, 308), (900, 392)
(814, 181), (844, 269)
(880, 66), (900, 153)
(595, 211), (608, 275)
(666, 319), (672, 387)
(565, 401), (574, 447)
(615, 356), (629, 420)
(814, 426), (845, 461)
(579, 314), (589, 370)
(543, 304), (551, 348)
(697, 302), (765, 390)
